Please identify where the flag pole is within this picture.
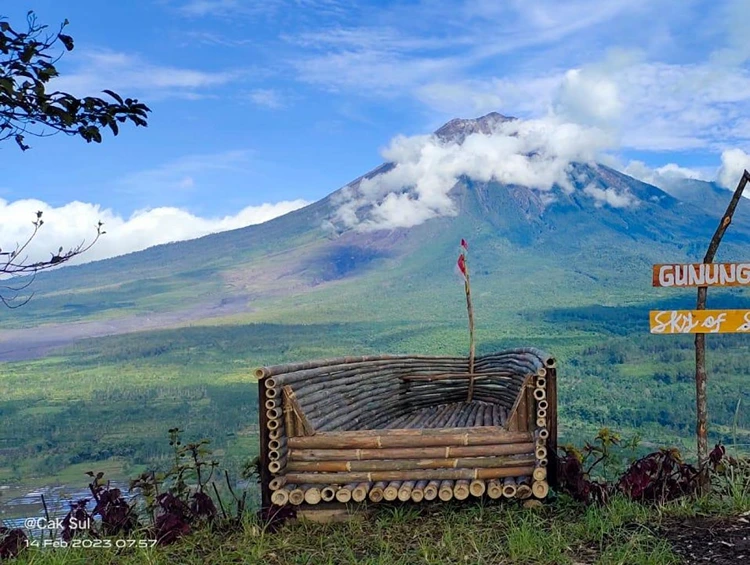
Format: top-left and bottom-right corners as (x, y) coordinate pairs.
(458, 239), (476, 401)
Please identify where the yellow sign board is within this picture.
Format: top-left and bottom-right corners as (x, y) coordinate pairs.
(652, 263), (750, 287)
(649, 309), (750, 334)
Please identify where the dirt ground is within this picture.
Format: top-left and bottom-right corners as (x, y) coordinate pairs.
(661, 513), (750, 564)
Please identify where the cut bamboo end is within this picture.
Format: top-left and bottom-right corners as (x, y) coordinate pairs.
(535, 446), (548, 460)
(369, 481), (387, 503)
(502, 477), (517, 498)
(321, 486), (337, 502)
(335, 486), (353, 503)
(269, 477), (287, 491)
(271, 489), (290, 506)
(439, 480), (454, 501)
(516, 477), (533, 499)
(289, 487), (305, 506)
(269, 428), (282, 440)
(265, 398), (279, 410)
(424, 480), (440, 501)
(267, 407), (283, 420)
(352, 482), (370, 503)
(454, 479), (470, 500)
(537, 400), (549, 411)
(267, 419), (280, 431)
(384, 481), (401, 501)
(533, 388), (546, 401)
(469, 479), (486, 498)
(539, 458), (548, 467)
(398, 481), (415, 502)
(532, 480), (549, 499)
(533, 467), (547, 482)
(268, 457), (286, 474)
(537, 408), (547, 419)
(255, 368), (267, 379)
(304, 487), (322, 505)
(536, 378), (546, 389)
(265, 377), (278, 389)
(536, 368), (547, 377)
(537, 428), (549, 440)
(265, 387), (278, 399)
(536, 418), (547, 428)
(487, 479), (503, 499)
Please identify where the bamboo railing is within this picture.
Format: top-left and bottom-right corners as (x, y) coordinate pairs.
(256, 348), (557, 509)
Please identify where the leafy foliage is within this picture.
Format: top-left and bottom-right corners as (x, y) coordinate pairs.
(0, 11), (150, 151)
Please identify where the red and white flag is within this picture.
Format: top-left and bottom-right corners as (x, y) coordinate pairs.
(457, 253), (467, 280)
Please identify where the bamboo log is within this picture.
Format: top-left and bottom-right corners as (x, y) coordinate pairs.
(438, 480), (454, 501)
(537, 409), (547, 419)
(454, 480), (470, 500)
(352, 482), (371, 503)
(268, 437), (287, 452)
(536, 378), (546, 389)
(398, 481), (415, 502)
(283, 385), (315, 436)
(535, 429), (549, 442)
(533, 466), (547, 482)
(289, 442), (536, 462)
(267, 419), (280, 431)
(286, 455), (535, 473)
(533, 388), (546, 401)
(369, 481), (388, 502)
(536, 368), (547, 378)
(384, 481), (402, 501)
(535, 446), (548, 460)
(516, 477), (532, 499)
(265, 398), (280, 410)
(268, 456), (287, 474)
(539, 458), (548, 468)
(271, 488), (290, 506)
(336, 482), (357, 503)
(487, 479), (503, 499)
(532, 480), (549, 499)
(288, 428), (532, 450)
(289, 486), (305, 505)
(265, 386), (278, 399)
(502, 477), (517, 498)
(285, 466), (536, 484)
(266, 407), (283, 420)
(269, 428), (282, 441)
(411, 480), (428, 503)
(469, 479), (486, 498)
(304, 486), (322, 505)
(536, 418), (547, 428)
(269, 476), (287, 491)
(537, 399), (549, 411)
(321, 486), (337, 502)
(424, 480), (439, 501)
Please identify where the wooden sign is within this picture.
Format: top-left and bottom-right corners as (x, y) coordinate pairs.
(652, 263), (750, 287)
(650, 309), (750, 334)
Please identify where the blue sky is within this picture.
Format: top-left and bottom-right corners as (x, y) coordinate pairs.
(1, 0), (749, 261)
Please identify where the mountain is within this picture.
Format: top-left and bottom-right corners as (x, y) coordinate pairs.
(2, 112), (750, 353)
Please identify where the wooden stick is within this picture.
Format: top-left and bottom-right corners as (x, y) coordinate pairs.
(285, 466), (536, 484)
(694, 170), (750, 492)
(283, 385), (315, 436)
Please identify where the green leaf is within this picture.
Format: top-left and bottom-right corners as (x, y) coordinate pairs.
(102, 89), (123, 104)
(58, 33), (74, 51)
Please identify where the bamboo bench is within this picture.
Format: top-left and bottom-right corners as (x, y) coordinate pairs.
(256, 348), (557, 508)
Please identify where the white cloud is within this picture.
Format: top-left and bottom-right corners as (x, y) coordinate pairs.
(554, 68), (623, 127)
(52, 50), (240, 99)
(248, 89), (286, 109)
(332, 116), (620, 231)
(582, 184), (637, 208)
(717, 148), (750, 189)
(0, 199), (309, 266)
(623, 160), (709, 191)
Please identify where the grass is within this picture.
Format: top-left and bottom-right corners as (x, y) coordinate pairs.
(12, 492), (749, 565)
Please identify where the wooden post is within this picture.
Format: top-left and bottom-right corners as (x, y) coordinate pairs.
(695, 169), (750, 490)
(457, 239), (476, 401)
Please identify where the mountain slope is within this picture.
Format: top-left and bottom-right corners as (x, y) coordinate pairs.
(2, 113), (749, 337)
